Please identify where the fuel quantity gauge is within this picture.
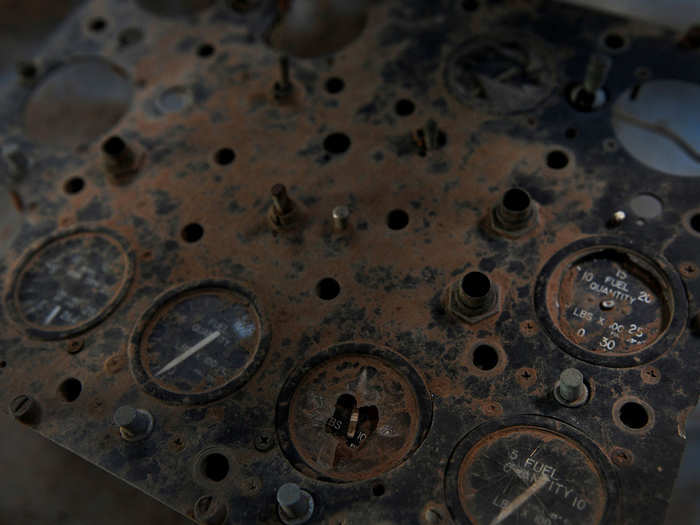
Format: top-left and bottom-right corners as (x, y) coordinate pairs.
(129, 280), (269, 404)
(446, 417), (619, 525)
(536, 238), (686, 367)
(5, 229), (134, 339)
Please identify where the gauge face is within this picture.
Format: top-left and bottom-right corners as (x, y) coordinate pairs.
(8, 230), (132, 339)
(130, 281), (267, 404)
(549, 247), (671, 356)
(277, 344), (432, 482)
(457, 426), (607, 525)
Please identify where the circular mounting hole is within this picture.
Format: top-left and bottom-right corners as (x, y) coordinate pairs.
(316, 278), (340, 301)
(200, 453), (230, 482)
(461, 271), (491, 298)
(619, 401), (649, 429)
(63, 177), (85, 195)
(215, 148), (235, 165)
(197, 43), (215, 57)
(102, 135), (126, 156)
(603, 32), (626, 51)
(629, 194), (662, 219)
(565, 127), (577, 139)
(372, 483), (385, 497)
(89, 18), (107, 32)
(395, 98), (415, 116)
(546, 150), (569, 169)
(502, 188), (530, 212)
(462, 0), (479, 11)
(24, 59), (133, 149)
(690, 213), (700, 233)
(181, 223), (204, 243)
(323, 133), (351, 155)
(386, 209), (409, 230)
(59, 378), (82, 402)
(472, 344), (499, 371)
(325, 77), (345, 94)
(0, 360), (6, 368)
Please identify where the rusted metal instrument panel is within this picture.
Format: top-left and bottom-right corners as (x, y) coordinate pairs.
(1, 0), (700, 524)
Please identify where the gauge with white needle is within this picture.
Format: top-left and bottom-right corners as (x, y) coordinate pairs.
(5, 228), (134, 340)
(446, 419), (618, 525)
(129, 280), (269, 404)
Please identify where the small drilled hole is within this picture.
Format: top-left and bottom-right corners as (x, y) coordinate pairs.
(89, 18), (107, 32)
(64, 177), (85, 195)
(323, 133), (351, 154)
(395, 99), (415, 116)
(604, 33), (626, 50)
(197, 43), (215, 57)
(462, 0), (479, 11)
(565, 127), (577, 139)
(386, 209), (409, 230)
(502, 188), (530, 212)
(118, 27), (143, 48)
(461, 272), (491, 298)
(546, 150), (569, 169)
(59, 378), (82, 402)
(619, 402), (649, 429)
(201, 453), (230, 482)
(181, 223), (204, 243)
(372, 484), (385, 497)
(316, 278), (340, 300)
(325, 77), (345, 94)
(690, 214), (700, 233)
(215, 148), (235, 165)
(473, 345), (499, 371)
(0, 360), (6, 368)
(18, 62), (37, 79)
(103, 136), (126, 156)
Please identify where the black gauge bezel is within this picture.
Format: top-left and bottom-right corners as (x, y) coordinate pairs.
(128, 279), (270, 405)
(534, 236), (687, 367)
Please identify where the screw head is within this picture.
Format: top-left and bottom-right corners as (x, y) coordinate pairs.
(9, 394), (37, 422)
(255, 433), (275, 452)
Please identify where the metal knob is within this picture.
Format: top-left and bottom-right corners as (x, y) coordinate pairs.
(554, 368), (589, 407)
(113, 406), (154, 441)
(277, 483), (314, 525)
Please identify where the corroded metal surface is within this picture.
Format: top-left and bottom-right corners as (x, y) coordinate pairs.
(0, 1), (700, 524)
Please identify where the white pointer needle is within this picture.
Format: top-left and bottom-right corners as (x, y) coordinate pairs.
(490, 474), (550, 525)
(156, 331), (221, 377)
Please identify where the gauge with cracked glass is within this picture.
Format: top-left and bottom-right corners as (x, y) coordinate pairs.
(276, 342), (432, 482)
(5, 229), (134, 340)
(445, 418), (618, 525)
(445, 35), (557, 115)
(128, 280), (269, 405)
(536, 238), (686, 367)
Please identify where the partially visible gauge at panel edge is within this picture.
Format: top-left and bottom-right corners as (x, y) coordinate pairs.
(446, 418), (618, 525)
(5, 229), (133, 339)
(129, 280), (269, 404)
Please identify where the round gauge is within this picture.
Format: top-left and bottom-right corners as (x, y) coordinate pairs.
(129, 280), (269, 405)
(5, 228), (134, 339)
(445, 35), (556, 115)
(446, 417), (618, 525)
(535, 238), (686, 367)
(276, 343), (432, 482)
